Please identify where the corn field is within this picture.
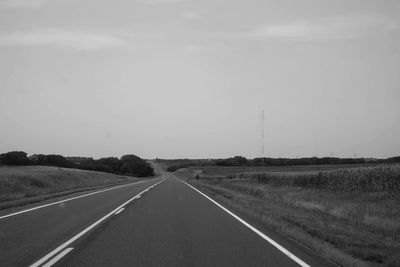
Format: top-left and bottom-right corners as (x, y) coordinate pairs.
(235, 165), (400, 192)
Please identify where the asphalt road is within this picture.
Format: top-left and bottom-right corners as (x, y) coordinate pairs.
(0, 177), (163, 266)
(0, 171), (334, 267)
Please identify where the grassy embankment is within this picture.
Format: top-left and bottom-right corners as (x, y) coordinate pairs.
(0, 165), (140, 210)
(175, 164), (400, 267)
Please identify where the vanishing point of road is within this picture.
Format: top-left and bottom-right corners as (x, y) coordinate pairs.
(0, 168), (334, 267)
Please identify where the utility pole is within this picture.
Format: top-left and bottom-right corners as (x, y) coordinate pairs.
(261, 110), (264, 167)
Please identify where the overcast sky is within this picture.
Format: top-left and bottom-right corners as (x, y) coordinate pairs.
(0, 0), (399, 159)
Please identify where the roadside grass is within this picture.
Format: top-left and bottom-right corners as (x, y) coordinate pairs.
(0, 166), (139, 206)
(178, 165), (400, 267)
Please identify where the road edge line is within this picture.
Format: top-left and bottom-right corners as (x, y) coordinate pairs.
(30, 179), (165, 267)
(178, 179), (310, 267)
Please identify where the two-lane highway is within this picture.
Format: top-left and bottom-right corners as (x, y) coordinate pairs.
(55, 174), (306, 266)
(1, 170), (334, 267)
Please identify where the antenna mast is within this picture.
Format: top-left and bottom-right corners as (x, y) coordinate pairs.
(261, 110), (264, 167)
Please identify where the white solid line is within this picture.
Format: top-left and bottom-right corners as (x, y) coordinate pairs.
(178, 179), (311, 267)
(42, 247), (74, 267)
(29, 179), (165, 267)
(0, 179), (156, 220)
(114, 207), (125, 215)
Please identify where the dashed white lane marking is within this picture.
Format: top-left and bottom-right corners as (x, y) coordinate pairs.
(42, 248), (73, 267)
(0, 179), (157, 220)
(30, 179), (165, 267)
(178, 179), (311, 267)
(114, 207), (125, 215)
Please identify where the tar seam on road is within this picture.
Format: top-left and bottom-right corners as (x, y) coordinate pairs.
(29, 179), (166, 267)
(178, 179), (311, 267)
(114, 207), (125, 215)
(0, 179), (158, 220)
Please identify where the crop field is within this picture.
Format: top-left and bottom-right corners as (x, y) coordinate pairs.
(0, 166), (139, 209)
(175, 163), (387, 178)
(178, 164), (400, 267)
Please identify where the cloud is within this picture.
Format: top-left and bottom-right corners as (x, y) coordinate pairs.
(136, 0), (187, 5)
(0, 0), (47, 9)
(250, 14), (400, 41)
(182, 11), (200, 20)
(0, 28), (125, 50)
(184, 44), (200, 52)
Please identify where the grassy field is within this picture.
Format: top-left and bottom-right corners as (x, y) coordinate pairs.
(176, 164), (400, 267)
(0, 166), (140, 208)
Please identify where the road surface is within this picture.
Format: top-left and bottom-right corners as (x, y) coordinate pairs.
(0, 171), (333, 267)
(0, 177), (163, 266)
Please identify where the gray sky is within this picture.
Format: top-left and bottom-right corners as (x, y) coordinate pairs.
(0, 0), (399, 159)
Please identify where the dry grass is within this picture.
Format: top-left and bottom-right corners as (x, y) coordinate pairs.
(0, 166), (138, 204)
(178, 165), (400, 267)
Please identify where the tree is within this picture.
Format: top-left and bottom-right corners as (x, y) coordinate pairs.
(30, 154), (49, 165)
(0, 151), (30, 165)
(119, 154), (154, 177)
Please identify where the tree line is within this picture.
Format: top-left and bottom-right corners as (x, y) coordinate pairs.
(215, 156), (400, 166)
(162, 155), (400, 172)
(0, 151), (154, 177)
